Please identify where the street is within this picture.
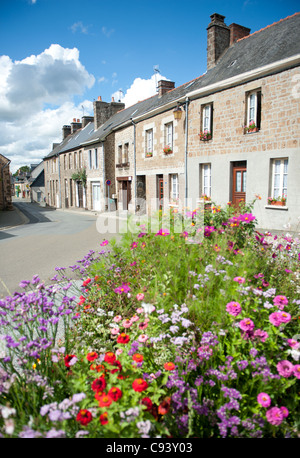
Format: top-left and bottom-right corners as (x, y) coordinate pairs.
(0, 201), (123, 298)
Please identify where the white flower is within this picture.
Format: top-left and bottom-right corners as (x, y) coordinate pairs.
(141, 302), (155, 314)
(1, 406), (16, 419)
(4, 419), (14, 435)
(287, 348), (300, 361)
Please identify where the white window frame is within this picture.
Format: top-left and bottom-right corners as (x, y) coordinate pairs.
(272, 158), (288, 200)
(165, 122), (173, 149)
(146, 129), (153, 154)
(247, 92), (257, 126)
(202, 104), (212, 133)
(201, 163), (211, 198)
(170, 174), (179, 200)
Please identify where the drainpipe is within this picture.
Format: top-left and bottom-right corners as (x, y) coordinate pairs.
(184, 97), (189, 201)
(131, 118), (137, 213)
(1, 159), (11, 210)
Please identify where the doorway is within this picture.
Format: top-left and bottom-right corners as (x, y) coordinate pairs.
(232, 162), (247, 207)
(157, 175), (164, 210)
(92, 183), (101, 211)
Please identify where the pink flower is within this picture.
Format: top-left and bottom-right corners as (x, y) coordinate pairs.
(122, 319), (133, 328)
(257, 392), (271, 407)
(113, 315), (122, 323)
(280, 406), (289, 418)
(238, 213), (255, 223)
(239, 318), (255, 332)
(269, 312), (283, 327)
(111, 327), (120, 335)
(138, 334), (149, 343)
(139, 321), (149, 330)
(131, 314), (140, 322)
(287, 339), (300, 349)
(155, 228), (170, 236)
(100, 240), (109, 246)
(277, 360), (294, 378)
(116, 348), (123, 356)
(273, 295), (288, 308)
(136, 307), (144, 314)
(254, 329), (268, 342)
(293, 365), (300, 379)
(136, 293), (145, 301)
(266, 407), (284, 426)
(233, 277), (246, 284)
(131, 242), (138, 250)
(279, 311), (291, 323)
(226, 301), (242, 317)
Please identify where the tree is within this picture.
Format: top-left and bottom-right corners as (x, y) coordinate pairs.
(13, 166), (30, 177)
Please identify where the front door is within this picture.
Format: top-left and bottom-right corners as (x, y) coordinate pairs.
(157, 175), (164, 210)
(122, 181), (131, 210)
(92, 183), (101, 211)
(77, 182), (83, 208)
(232, 162), (247, 207)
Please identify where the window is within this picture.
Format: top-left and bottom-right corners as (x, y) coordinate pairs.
(165, 122), (173, 149)
(69, 153), (72, 169)
(88, 150), (92, 169)
(124, 143), (129, 162)
(94, 148), (98, 169)
(79, 151), (82, 168)
(74, 152), (77, 169)
(170, 174), (179, 200)
(145, 129), (153, 155)
(245, 89), (261, 132)
(271, 158), (288, 200)
(200, 103), (213, 140)
(64, 155), (67, 170)
(118, 145), (122, 164)
(200, 163), (211, 198)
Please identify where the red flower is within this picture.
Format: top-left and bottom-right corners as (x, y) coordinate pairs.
(94, 391), (106, 401)
(104, 351), (116, 364)
(64, 354), (76, 368)
(76, 409), (93, 426)
(110, 360), (122, 374)
(132, 353), (144, 363)
(108, 386), (123, 401)
(82, 278), (91, 287)
(87, 351), (98, 362)
(98, 393), (113, 407)
(117, 333), (130, 344)
(132, 378), (148, 392)
(164, 362), (175, 371)
(78, 295), (85, 305)
(141, 397), (153, 411)
(158, 397), (171, 415)
(100, 412), (108, 425)
(91, 376), (106, 393)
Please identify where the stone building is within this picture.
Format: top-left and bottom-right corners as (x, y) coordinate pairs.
(0, 154), (12, 210)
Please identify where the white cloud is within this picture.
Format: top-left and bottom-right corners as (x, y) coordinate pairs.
(70, 21), (90, 34)
(113, 73), (169, 108)
(98, 76), (108, 84)
(0, 45), (95, 173)
(102, 27), (114, 38)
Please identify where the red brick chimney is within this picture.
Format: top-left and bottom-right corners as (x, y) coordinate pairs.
(207, 13), (230, 70)
(158, 80), (175, 97)
(229, 23), (251, 45)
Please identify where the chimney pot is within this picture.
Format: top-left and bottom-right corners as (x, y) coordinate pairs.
(111, 97), (115, 102)
(98, 96), (102, 101)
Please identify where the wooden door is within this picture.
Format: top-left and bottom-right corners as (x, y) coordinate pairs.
(158, 177), (164, 210)
(78, 182), (83, 208)
(122, 181), (131, 210)
(232, 164), (246, 207)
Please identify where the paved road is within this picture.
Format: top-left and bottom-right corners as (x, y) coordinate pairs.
(0, 201), (123, 298)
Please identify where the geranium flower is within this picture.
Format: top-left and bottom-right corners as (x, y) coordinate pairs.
(104, 352), (116, 364)
(257, 392), (271, 407)
(277, 360), (294, 378)
(98, 394), (113, 407)
(86, 351), (98, 362)
(76, 409), (93, 426)
(132, 353), (144, 363)
(117, 333), (130, 344)
(107, 387), (122, 401)
(100, 412), (108, 425)
(132, 378), (148, 392)
(82, 278), (91, 287)
(91, 377), (106, 393)
(164, 362), (175, 371)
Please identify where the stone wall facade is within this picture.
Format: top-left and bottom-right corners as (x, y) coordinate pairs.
(0, 155), (12, 210)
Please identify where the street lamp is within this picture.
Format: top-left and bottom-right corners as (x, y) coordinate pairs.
(173, 103), (183, 120)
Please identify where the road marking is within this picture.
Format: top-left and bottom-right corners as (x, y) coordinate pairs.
(0, 277), (11, 296)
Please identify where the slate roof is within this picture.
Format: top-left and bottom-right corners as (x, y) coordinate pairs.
(30, 169), (44, 188)
(44, 12), (300, 155)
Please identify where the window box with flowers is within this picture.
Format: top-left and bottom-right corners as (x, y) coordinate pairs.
(267, 196), (287, 207)
(163, 146), (173, 155)
(244, 120), (259, 134)
(199, 130), (212, 141)
(146, 152), (153, 158)
(198, 194), (212, 210)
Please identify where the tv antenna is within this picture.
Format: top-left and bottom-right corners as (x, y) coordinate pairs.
(118, 89), (124, 102)
(153, 65), (160, 92)
(81, 105), (85, 117)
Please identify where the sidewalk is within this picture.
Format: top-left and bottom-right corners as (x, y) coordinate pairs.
(0, 204), (29, 230)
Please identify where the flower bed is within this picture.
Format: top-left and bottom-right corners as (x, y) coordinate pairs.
(0, 199), (299, 438)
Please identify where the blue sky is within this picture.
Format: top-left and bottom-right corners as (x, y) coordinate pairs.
(0, 0), (299, 173)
